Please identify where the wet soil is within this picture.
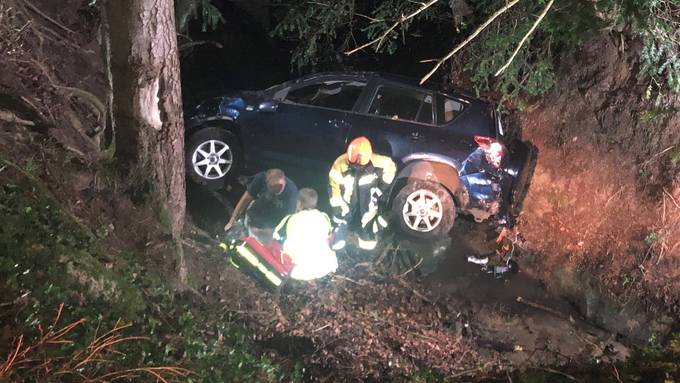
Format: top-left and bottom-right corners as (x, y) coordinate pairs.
(186, 170), (631, 377)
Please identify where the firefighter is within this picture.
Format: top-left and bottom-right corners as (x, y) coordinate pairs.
(329, 136), (396, 251)
(224, 168), (298, 232)
(274, 188), (338, 280)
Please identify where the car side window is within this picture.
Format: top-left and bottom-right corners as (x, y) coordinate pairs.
(284, 81), (366, 111)
(442, 96), (467, 123)
(369, 86), (433, 124)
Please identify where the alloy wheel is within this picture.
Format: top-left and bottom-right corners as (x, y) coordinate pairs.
(402, 189), (443, 232)
(192, 139), (233, 180)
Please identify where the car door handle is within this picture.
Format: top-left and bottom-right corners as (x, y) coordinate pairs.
(410, 132), (424, 141)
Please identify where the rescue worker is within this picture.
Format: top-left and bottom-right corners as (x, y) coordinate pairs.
(224, 168), (298, 232)
(274, 188), (338, 280)
(328, 136), (396, 251)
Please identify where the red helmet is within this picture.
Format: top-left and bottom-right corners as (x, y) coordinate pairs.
(347, 137), (372, 166)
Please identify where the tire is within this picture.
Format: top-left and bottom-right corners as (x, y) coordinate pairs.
(391, 180), (455, 241)
(509, 143), (537, 217)
(186, 127), (241, 190)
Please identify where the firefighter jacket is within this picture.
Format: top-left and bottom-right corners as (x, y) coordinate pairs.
(328, 153), (397, 216)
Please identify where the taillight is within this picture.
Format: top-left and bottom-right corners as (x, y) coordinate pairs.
(474, 135), (504, 168)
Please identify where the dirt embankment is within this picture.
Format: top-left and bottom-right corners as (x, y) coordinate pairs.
(517, 34), (680, 338)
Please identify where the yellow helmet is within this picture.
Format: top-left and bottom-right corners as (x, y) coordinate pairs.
(347, 136), (372, 166)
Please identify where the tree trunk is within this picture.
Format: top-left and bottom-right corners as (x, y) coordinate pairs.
(104, 0), (187, 279)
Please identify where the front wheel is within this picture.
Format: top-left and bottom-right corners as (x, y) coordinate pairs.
(186, 127), (240, 190)
(391, 180), (455, 240)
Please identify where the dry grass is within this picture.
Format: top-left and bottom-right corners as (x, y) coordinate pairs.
(0, 303), (193, 382)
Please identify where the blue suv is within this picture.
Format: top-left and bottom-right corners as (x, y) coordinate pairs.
(185, 72), (536, 240)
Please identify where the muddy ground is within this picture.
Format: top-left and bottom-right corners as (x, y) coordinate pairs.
(184, 174), (631, 379)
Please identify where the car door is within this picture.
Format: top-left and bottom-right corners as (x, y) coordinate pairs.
(244, 78), (368, 171)
(346, 82), (469, 164)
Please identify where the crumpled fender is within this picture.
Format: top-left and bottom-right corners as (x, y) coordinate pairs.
(395, 160), (467, 207)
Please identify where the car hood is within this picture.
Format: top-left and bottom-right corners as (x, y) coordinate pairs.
(188, 91), (268, 121)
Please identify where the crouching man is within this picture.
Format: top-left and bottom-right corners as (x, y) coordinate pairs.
(275, 188), (338, 281)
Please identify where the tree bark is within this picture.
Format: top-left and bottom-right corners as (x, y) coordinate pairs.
(104, 0), (187, 281)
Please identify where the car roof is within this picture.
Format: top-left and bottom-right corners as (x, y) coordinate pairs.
(298, 71), (476, 98)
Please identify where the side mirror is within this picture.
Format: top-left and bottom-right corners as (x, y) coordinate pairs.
(258, 100), (279, 112)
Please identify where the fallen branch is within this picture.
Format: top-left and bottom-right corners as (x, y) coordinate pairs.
(494, 0), (554, 77)
(420, 0), (521, 84)
(663, 188), (680, 209)
(178, 40), (223, 52)
(396, 277), (431, 303)
(640, 145), (675, 169)
(516, 296), (568, 320)
(398, 256), (423, 278)
(20, 0), (76, 34)
(345, 0), (439, 55)
(333, 274), (366, 286)
(534, 367), (579, 382)
(0, 109), (35, 126)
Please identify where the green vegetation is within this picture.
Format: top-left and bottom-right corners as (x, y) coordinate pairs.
(271, 0), (680, 98)
(175, 0), (225, 34)
(0, 163), (299, 382)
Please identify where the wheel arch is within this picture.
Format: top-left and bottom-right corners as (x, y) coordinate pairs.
(391, 157), (468, 209)
(187, 118), (245, 152)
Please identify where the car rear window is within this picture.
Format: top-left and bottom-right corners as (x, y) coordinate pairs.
(442, 96), (467, 123)
(368, 86), (433, 124)
(285, 81), (366, 111)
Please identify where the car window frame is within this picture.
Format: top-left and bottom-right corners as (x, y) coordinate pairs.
(357, 80), (439, 127)
(436, 93), (471, 126)
(277, 77), (368, 113)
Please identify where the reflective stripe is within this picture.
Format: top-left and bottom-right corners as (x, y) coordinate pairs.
(257, 263), (282, 286)
(358, 237), (377, 250)
(358, 173), (378, 186)
(236, 245), (260, 266)
(274, 214), (292, 240)
(330, 197), (349, 216)
(329, 169), (344, 182)
(382, 172), (395, 184)
(329, 196), (345, 207)
(361, 208), (377, 227)
(236, 245), (282, 286)
(331, 240), (346, 250)
(377, 215), (388, 228)
(332, 216), (348, 225)
(219, 242), (228, 250)
(371, 154), (396, 184)
(373, 222), (378, 234)
(341, 175), (354, 202)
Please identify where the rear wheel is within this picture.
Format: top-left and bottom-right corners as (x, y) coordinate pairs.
(391, 180), (455, 240)
(186, 127), (241, 190)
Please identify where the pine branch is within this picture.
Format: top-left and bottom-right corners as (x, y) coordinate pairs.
(495, 0), (554, 77)
(420, 0), (521, 84)
(344, 0), (439, 56)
